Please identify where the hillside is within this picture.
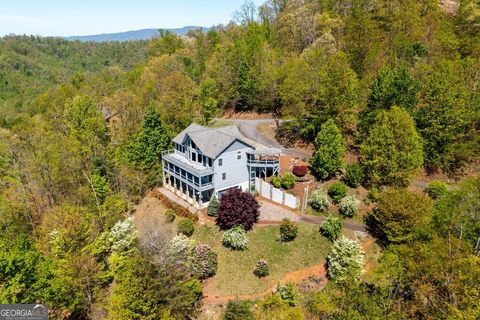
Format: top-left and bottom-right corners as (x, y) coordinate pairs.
(64, 26), (209, 42)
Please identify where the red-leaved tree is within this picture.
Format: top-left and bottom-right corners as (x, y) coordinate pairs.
(216, 188), (260, 230)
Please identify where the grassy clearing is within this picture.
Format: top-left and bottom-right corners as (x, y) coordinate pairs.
(192, 222), (331, 296)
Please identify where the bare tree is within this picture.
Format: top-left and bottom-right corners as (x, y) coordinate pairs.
(233, 0), (258, 25)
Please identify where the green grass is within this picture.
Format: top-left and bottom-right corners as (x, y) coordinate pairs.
(192, 222), (331, 296)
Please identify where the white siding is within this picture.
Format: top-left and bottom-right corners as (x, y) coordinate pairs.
(213, 140), (252, 193)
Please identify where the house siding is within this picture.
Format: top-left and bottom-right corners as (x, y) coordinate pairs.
(213, 140), (251, 194)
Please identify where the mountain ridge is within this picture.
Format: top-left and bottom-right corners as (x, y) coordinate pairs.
(64, 26), (209, 42)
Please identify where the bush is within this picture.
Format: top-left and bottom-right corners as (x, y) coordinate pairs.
(192, 244), (217, 279)
(339, 195), (359, 217)
(165, 209), (176, 223)
(292, 166), (308, 177)
(223, 300), (254, 320)
(208, 195), (219, 217)
(328, 182), (348, 203)
(279, 218), (298, 242)
(222, 226), (248, 250)
(343, 163), (363, 188)
(366, 187), (380, 203)
(168, 234), (195, 264)
(425, 181), (448, 200)
(281, 173), (296, 189)
(309, 190), (330, 211)
(273, 283), (297, 306)
(272, 176), (281, 188)
(253, 259), (270, 277)
(327, 237), (365, 284)
(320, 216), (343, 241)
(216, 188), (260, 231)
(177, 218), (194, 237)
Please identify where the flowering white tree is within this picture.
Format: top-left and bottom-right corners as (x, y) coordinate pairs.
(109, 217), (137, 255)
(327, 237), (365, 283)
(339, 195), (359, 217)
(168, 234), (196, 265)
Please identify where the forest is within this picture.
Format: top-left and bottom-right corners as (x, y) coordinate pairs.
(0, 0), (479, 319)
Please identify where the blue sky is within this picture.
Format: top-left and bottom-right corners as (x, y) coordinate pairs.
(0, 0), (264, 37)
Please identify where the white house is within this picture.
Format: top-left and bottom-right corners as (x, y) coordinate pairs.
(162, 123), (280, 208)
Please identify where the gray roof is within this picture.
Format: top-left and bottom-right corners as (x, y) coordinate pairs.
(172, 123), (252, 158)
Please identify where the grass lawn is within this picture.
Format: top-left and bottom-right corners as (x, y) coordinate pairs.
(192, 222), (331, 296)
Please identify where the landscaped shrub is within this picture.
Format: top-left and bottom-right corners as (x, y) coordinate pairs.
(165, 209), (176, 223)
(339, 195), (359, 217)
(273, 283), (297, 306)
(222, 225), (248, 250)
(208, 195), (219, 217)
(366, 187), (380, 203)
(272, 176), (282, 188)
(279, 218), (298, 242)
(177, 218), (194, 237)
(223, 300), (254, 320)
(216, 188), (260, 231)
(328, 182), (348, 203)
(320, 216), (343, 242)
(253, 259), (270, 277)
(343, 163), (364, 188)
(192, 244), (217, 279)
(327, 237), (365, 284)
(168, 234), (195, 264)
(309, 190), (330, 211)
(281, 173), (296, 189)
(425, 181), (448, 200)
(292, 165), (308, 177)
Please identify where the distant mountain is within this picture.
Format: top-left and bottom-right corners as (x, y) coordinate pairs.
(64, 26), (209, 42)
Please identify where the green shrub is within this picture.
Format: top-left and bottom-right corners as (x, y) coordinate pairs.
(192, 244), (217, 279)
(343, 163), (364, 188)
(272, 176), (281, 188)
(208, 195), (219, 217)
(328, 182), (348, 203)
(222, 225), (248, 250)
(165, 209), (176, 223)
(223, 300), (254, 320)
(177, 218), (194, 237)
(425, 181), (448, 200)
(281, 173), (296, 189)
(309, 190), (330, 211)
(320, 216), (343, 241)
(279, 218), (298, 242)
(366, 187), (380, 203)
(339, 195), (359, 217)
(253, 259), (270, 277)
(273, 283), (297, 306)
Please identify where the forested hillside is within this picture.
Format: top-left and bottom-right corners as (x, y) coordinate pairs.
(0, 0), (479, 319)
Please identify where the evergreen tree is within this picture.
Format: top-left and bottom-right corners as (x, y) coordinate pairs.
(207, 195), (219, 217)
(361, 107), (423, 186)
(310, 120), (346, 180)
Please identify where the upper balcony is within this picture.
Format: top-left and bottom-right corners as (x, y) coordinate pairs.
(162, 150), (213, 177)
(247, 147), (281, 168)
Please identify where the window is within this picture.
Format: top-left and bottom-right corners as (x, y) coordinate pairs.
(218, 158), (223, 166)
(222, 173), (226, 180)
(192, 153), (196, 162)
(237, 151), (241, 160)
(208, 158), (212, 167)
(197, 154), (202, 163)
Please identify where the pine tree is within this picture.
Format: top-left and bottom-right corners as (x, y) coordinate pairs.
(207, 195), (219, 217)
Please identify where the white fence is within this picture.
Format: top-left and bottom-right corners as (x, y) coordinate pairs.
(254, 178), (298, 209)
